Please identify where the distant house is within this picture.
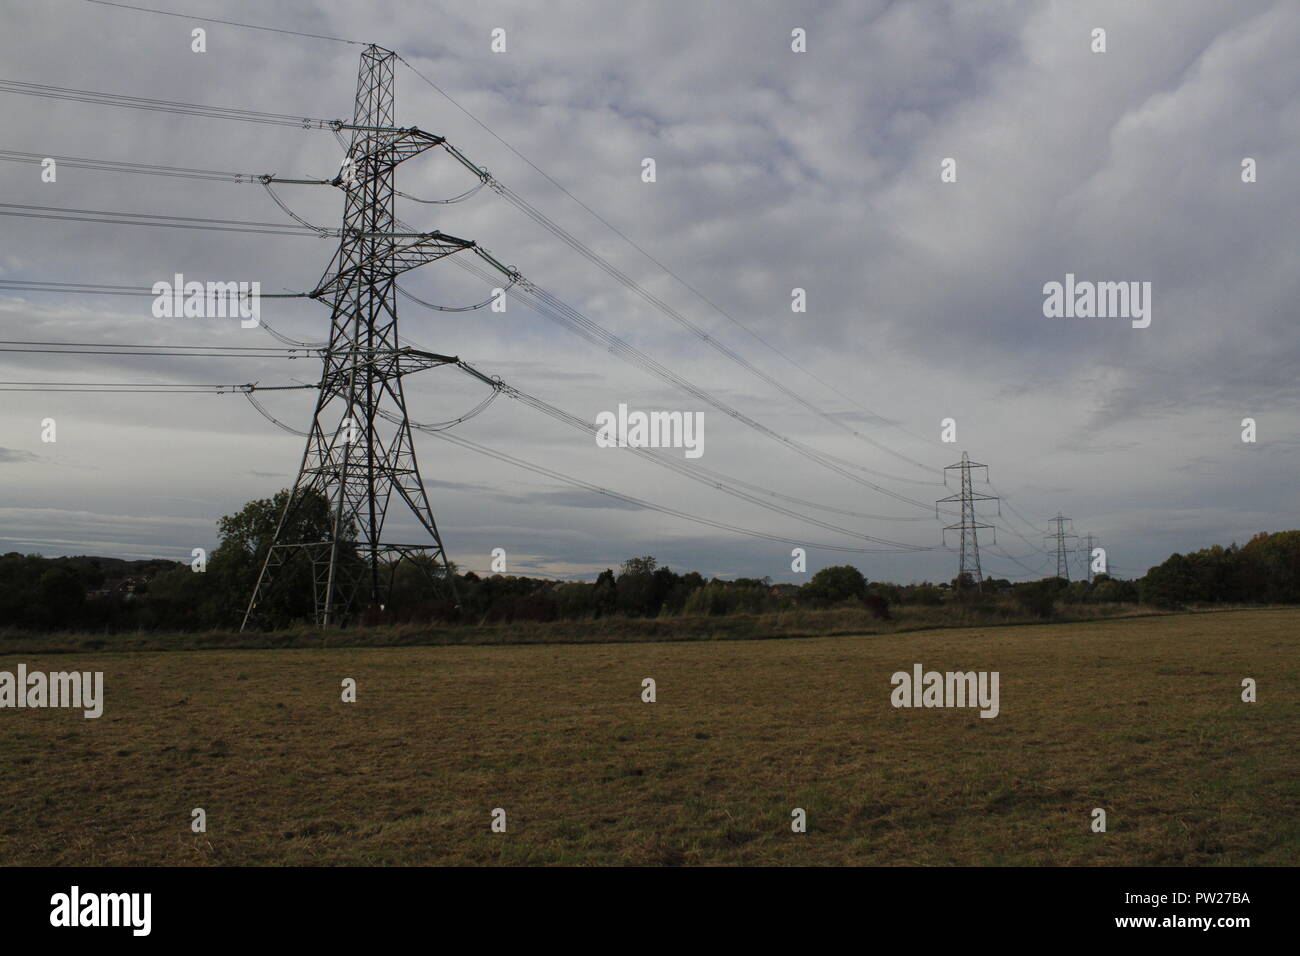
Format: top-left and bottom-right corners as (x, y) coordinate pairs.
(89, 576), (146, 600)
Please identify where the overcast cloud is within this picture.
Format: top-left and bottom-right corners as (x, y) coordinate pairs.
(0, 0), (1296, 584)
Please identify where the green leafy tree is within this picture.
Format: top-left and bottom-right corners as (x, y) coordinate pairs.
(801, 565), (868, 607)
(592, 568), (617, 617)
(36, 565), (85, 628)
(1140, 553), (1196, 608)
(616, 556), (659, 616)
(211, 488), (354, 628)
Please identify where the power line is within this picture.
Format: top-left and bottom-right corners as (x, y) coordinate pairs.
(445, 361), (937, 550)
(0, 348), (305, 358)
(395, 53), (947, 467)
(397, 279), (515, 314)
(985, 544), (1053, 579)
(76, 0), (365, 46)
(0, 77), (338, 128)
(988, 480), (1051, 549)
(0, 278), (309, 299)
(64, 0), (933, 482)
(7, 325), (946, 546)
(0, 381), (234, 390)
(53, 0), (1065, 550)
(5, 247), (956, 528)
(447, 253), (958, 515)
(0, 148), (269, 182)
(0, 340), (313, 361)
(0, 79), (956, 513)
(6, 9), (1061, 579)
(428, 429), (935, 556)
(249, 381), (942, 556)
(0, 201), (330, 236)
(0, 380), (313, 393)
(0, 209), (961, 561)
(0, 339), (301, 350)
(489, 178), (943, 481)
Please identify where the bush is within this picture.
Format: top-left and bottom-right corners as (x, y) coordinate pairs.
(905, 585), (944, 606)
(863, 593), (892, 621)
(683, 584), (769, 616)
(801, 565), (868, 607)
(1013, 581), (1057, 619)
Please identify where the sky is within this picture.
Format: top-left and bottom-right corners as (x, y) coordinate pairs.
(0, 0), (1296, 586)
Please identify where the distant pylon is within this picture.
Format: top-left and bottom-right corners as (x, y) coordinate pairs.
(1046, 514), (1078, 581)
(936, 451), (998, 589)
(1079, 533), (1100, 582)
(242, 45), (480, 629)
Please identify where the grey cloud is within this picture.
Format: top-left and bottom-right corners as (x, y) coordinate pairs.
(0, 1), (1294, 585)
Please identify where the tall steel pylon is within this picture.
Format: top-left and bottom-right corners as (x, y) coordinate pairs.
(1046, 514), (1078, 581)
(936, 451), (998, 589)
(1079, 532), (1100, 582)
(242, 45), (480, 629)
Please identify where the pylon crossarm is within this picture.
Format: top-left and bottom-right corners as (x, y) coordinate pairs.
(310, 232), (478, 300)
(315, 349), (456, 381)
(340, 128), (446, 168)
(401, 347), (459, 365)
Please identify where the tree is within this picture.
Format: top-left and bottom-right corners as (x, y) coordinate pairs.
(36, 565), (84, 628)
(952, 572), (977, 593)
(616, 556), (660, 616)
(1012, 580), (1057, 619)
(801, 565), (868, 607)
(145, 564), (211, 630)
(592, 568), (617, 617)
(620, 556), (657, 577)
(1140, 553), (1196, 608)
(385, 553), (459, 622)
(211, 488), (354, 628)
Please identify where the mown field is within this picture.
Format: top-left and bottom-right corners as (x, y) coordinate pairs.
(0, 600), (1159, 654)
(1, 608), (1296, 865)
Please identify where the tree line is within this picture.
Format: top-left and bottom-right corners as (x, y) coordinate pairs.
(2, 488), (1297, 632)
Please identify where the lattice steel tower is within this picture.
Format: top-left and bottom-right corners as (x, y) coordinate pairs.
(936, 451), (998, 589)
(1079, 532), (1100, 583)
(242, 45), (481, 629)
(1046, 514), (1078, 581)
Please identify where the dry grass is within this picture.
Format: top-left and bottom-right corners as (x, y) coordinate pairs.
(1, 608), (1295, 866)
(0, 600), (1160, 654)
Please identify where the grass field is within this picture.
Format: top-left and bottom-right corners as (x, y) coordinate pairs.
(2, 608), (1296, 866)
(0, 601), (1161, 654)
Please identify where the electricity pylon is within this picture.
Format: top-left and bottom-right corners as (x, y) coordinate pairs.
(242, 45), (482, 629)
(936, 451), (998, 589)
(1046, 514), (1078, 581)
(1079, 533), (1100, 582)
